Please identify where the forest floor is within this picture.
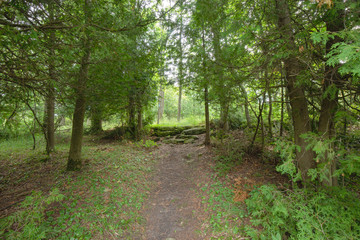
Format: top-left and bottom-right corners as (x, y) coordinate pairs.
(143, 131), (289, 239)
(0, 130), (289, 239)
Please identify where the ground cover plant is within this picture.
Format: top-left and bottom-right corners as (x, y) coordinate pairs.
(0, 136), (156, 239)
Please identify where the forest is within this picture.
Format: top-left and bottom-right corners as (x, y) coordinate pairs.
(1, 0), (360, 239)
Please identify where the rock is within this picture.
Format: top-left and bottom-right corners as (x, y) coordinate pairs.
(184, 139), (195, 144)
(175, 134), (199, 140)
(182, 127), (206, 135)
(163, 139), (185, 144)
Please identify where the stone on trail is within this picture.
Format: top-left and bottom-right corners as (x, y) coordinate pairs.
(175, 134), (199, 140)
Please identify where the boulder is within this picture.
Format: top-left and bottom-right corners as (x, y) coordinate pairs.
(163, 138), (185, 144)
(175, 134), (199, 140)
(182, 127), (206, 135)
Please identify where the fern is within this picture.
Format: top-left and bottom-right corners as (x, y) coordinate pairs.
(0, 188), (64, 240)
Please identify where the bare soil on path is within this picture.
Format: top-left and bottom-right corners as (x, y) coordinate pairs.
(144, 135), (211, 240)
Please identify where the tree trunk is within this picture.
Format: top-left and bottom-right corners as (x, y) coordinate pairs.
(67, 0), (91, 171)
(204, 85), (210, 146)
(90, 104), (102, 134)
(177, 84), (182, 122)
(239, 84), (251, 128)
(177, 5), (184, 122)
(157, 87), (164, 124)
(211, 24), (229, 131)
(267, 82), (273, 139)
(44, 0), (56, 156)
(280, 71), (285, 137)
(317, 2), (344, 186)
(137, 102), (142, 140)
(276, 0), (315, 182)
(128, 94), (136, 138)
(201, 30), (211, 146)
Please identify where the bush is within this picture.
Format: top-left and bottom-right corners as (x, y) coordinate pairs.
(245, 185), (360, 240)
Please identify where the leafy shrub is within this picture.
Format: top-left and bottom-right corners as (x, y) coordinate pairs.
(245, 185), (360, 240)
(0, 188), (64, 240)
(228, 111), (247, 130)
(275, 134), (360, 184)
(135, 139), (158, 149)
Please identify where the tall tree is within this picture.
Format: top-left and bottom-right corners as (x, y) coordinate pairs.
(275, 0), (315, 182)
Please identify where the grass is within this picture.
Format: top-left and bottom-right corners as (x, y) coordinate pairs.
(0, 134), (156, 239)
(199, 175), (247, 239)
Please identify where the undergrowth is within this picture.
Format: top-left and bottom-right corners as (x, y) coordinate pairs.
(246, 185), (360, 239)
(0, 138), (156, 239)
(200, 178), (246, 239)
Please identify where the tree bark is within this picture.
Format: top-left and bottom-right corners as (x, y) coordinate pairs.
(67, 0), (91, 171)
(280, 75), (285, 137)
(318, 2), (344, 186)
(201, 30), (211, 146)
(239, 84), (251, 128)
(157, 86), (164, 124)
(267, 80), (273, 139)
(211, 25), (229, 131)
(44, 0), (56, 156)
(177, 84), (182, 122)
(275, 0), (315, 182)
(177, 4), (184, 122)
(204, 85), (210, 146)
(90, 103), (102, 134)
(128, 93), (136, 138)
(137, 102), (142, 140)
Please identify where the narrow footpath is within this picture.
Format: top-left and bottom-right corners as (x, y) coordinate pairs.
(144, 136), (210, 240)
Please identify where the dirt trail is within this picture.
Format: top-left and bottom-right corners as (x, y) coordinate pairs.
(144, 136), (209, 240)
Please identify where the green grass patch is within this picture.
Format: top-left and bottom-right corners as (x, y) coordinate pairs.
(0, 137), (156, 239)
(199, 175), (247, 239)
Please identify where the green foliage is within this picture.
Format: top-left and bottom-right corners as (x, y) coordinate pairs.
(135, 139), (158, 149)
(0, 188), (64, 240)
(246, 185), (360, 239)
(274, 139), (301, 182)
(200, 180), (246, 238)
(213, 136), (244, 177)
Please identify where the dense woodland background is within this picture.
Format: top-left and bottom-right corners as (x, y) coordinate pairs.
(1, 0), (360, 239)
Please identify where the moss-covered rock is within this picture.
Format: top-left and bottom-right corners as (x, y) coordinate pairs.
(182, 127), (206, 135)
(151, 126), (193, 137)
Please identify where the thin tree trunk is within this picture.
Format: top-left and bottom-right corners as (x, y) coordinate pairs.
(202, 30), (211, 146)
(211, 25), (229, 131)
(177, 4), (184, 122)
(177, 84), (182, 122)
(157, 87), (164, 124)
(67, 0), (91, 171)
(204, 85), (210, 146)
(251, 96), (265, 146)
(267, 81), (273, 139)
(128, 94), (136, 138)
(280, 72), (285, 137)
(137, 102), (142, 140)
(44, 0), (56, 156)
(239, 84), (251, 128)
